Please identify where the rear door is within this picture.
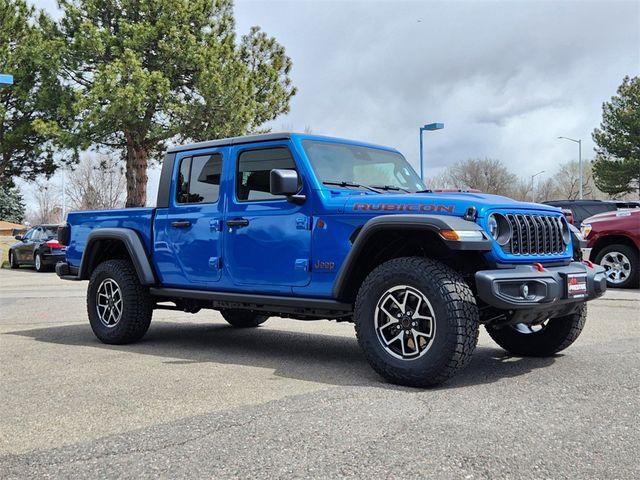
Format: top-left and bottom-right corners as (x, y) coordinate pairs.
(161, 149), (226, 286)
(223, 142), (312, 288)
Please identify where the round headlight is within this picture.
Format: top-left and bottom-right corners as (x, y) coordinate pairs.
(487, 213), (512, 246)
(562, 218), (572, 245)
(488, 215), (499, 239)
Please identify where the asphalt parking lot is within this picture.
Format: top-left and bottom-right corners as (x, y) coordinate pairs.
(0, 267), (638, 479)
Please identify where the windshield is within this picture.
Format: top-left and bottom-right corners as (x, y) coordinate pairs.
(43, 227), (58, 238)
(302, 140), (425, 192)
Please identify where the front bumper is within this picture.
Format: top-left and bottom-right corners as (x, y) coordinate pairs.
(475, 261), (606, 311)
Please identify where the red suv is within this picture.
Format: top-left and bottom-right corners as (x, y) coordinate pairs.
(581, 209), (640, 288)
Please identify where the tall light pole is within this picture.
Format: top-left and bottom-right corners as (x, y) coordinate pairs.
(530, 170), (545, 202)
(419, 122), (444, 180)
(558, 136), (582, 199)
(61, 166), (66, 221)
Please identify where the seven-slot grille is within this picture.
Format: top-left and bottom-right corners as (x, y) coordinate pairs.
(503, 213), (566, 255)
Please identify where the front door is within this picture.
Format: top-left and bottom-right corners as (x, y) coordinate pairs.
(17, 228), (36, 262)
(164, 150), (225, 285)
(223, 143), (312, 288)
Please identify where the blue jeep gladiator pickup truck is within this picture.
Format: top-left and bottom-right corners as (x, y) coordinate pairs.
(56, 132), (607, 387)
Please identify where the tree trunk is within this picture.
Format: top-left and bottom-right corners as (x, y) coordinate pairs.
(124, 133), (148, 208)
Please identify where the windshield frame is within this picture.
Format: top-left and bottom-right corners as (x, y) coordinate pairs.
(301, 139), (426, 193)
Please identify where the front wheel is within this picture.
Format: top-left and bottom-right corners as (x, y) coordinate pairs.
(354, 257), (479, 388)
(594, 244), (639, 289)
(87, 259), (153, 344)
(485, 304), (587, 357)
(221, 309), (269, 328)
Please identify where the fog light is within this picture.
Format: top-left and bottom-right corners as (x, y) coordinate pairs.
(520, 284), (529, 298)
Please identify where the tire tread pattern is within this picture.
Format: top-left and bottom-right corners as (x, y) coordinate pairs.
(221, 309), (268, 328)
(486, 303), (587, 357)
(354, 257), (479, 387)
(87, 260), (153, 344)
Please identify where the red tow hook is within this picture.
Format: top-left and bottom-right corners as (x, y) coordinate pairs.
(533, 262), (545, 272)
(583, 260), (594, 268)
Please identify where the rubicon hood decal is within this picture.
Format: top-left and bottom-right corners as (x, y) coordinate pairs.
(352, 203), (455, 213)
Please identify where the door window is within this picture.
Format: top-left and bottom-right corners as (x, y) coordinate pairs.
(22, 229), (34, 241)
(176, 154), (222, 204)
(236, 147), (300, 201)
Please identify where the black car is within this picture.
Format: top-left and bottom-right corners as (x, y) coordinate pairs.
(544, 199), (640, 227)
(9, 224), (66, 272)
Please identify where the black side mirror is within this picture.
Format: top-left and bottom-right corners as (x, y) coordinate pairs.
(14, 235), (22, 241)
(270, 169), (300, 196)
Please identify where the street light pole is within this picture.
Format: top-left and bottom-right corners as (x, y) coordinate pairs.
(530, 170), (545, 202)
(61, 166), (66, 221)
(419, 123), (444, 180)
(558, 136), (583, 199)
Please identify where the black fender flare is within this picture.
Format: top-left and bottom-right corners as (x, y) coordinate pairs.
(332, 214), (492, 299)
(79, 228), (157, 285)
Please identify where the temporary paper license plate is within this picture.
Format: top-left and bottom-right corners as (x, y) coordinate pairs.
(566, 274), (587, 299)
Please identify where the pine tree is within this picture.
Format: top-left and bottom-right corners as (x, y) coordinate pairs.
(592, 76), (640, 198)
(0, 180), (26, 223)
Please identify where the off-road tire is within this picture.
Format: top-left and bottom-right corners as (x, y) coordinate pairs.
(485, 304), (587, 357)
(594, 244), (639, 289)
(354, 257), (479, 388)
(9, 251), (19, 269)
(34, 253), (45, 272)
(221, 309), (269, 328)
(87, 260), (153, 344)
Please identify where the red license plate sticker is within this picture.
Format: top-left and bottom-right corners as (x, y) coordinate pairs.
(567, 274), (587, 298)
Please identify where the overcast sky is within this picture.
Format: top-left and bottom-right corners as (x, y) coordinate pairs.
(30, 0), (640, 207)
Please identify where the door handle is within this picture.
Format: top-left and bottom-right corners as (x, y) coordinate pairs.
(226, 218), (250, 228)
(171, 220), (191, 228)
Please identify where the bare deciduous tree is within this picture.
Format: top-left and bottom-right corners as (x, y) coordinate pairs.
(554, 160), (597, 200)
(424, 171), (453, 190)
(446, 158), (518, 196)
(510, 179), (532, 202)
(27, 180), (61, 224)
(535, 177), (561, 202)
(66, 154), (126, 211)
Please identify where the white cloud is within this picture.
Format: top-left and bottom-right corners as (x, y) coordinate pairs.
(26, 0), (640, 207)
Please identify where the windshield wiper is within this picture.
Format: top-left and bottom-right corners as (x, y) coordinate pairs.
(369, 184), (411, 194)
(323, 181), (383, 194)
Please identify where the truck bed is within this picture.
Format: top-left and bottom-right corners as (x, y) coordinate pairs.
(65, 208), (155, 269)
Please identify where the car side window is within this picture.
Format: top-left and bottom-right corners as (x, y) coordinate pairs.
(22, 229), (34, 241)
(236, 147), (300, 202)
(32, 229), (42, 241)
(176, 153), (222, 204)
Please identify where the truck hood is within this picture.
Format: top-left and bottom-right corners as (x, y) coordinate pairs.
(342, 191), (560, 218)
(583, 208), (640, 224)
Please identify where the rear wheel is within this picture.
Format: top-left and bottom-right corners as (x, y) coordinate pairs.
(485, 304), (587, 357)
(594, 244), (639, 289)
(221, 309), (269, 328)
(87, 260), (153, 344)
(34, 253), (45, 272)
(9, 251), (19, 269)
(354, 257), (479, 388)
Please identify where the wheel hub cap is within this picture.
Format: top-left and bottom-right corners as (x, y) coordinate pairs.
(96, 278), (123, 328)
(374, 285), (436, 361)
(600, 251), (631, 284)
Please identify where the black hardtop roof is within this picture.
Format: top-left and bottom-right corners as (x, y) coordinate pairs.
(167, 132), (293, 154)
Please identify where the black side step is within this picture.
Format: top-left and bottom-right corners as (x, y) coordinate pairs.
(149, 287), (353, 319)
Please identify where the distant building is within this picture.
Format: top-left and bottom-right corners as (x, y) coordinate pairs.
(0, 220), (27, 237)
